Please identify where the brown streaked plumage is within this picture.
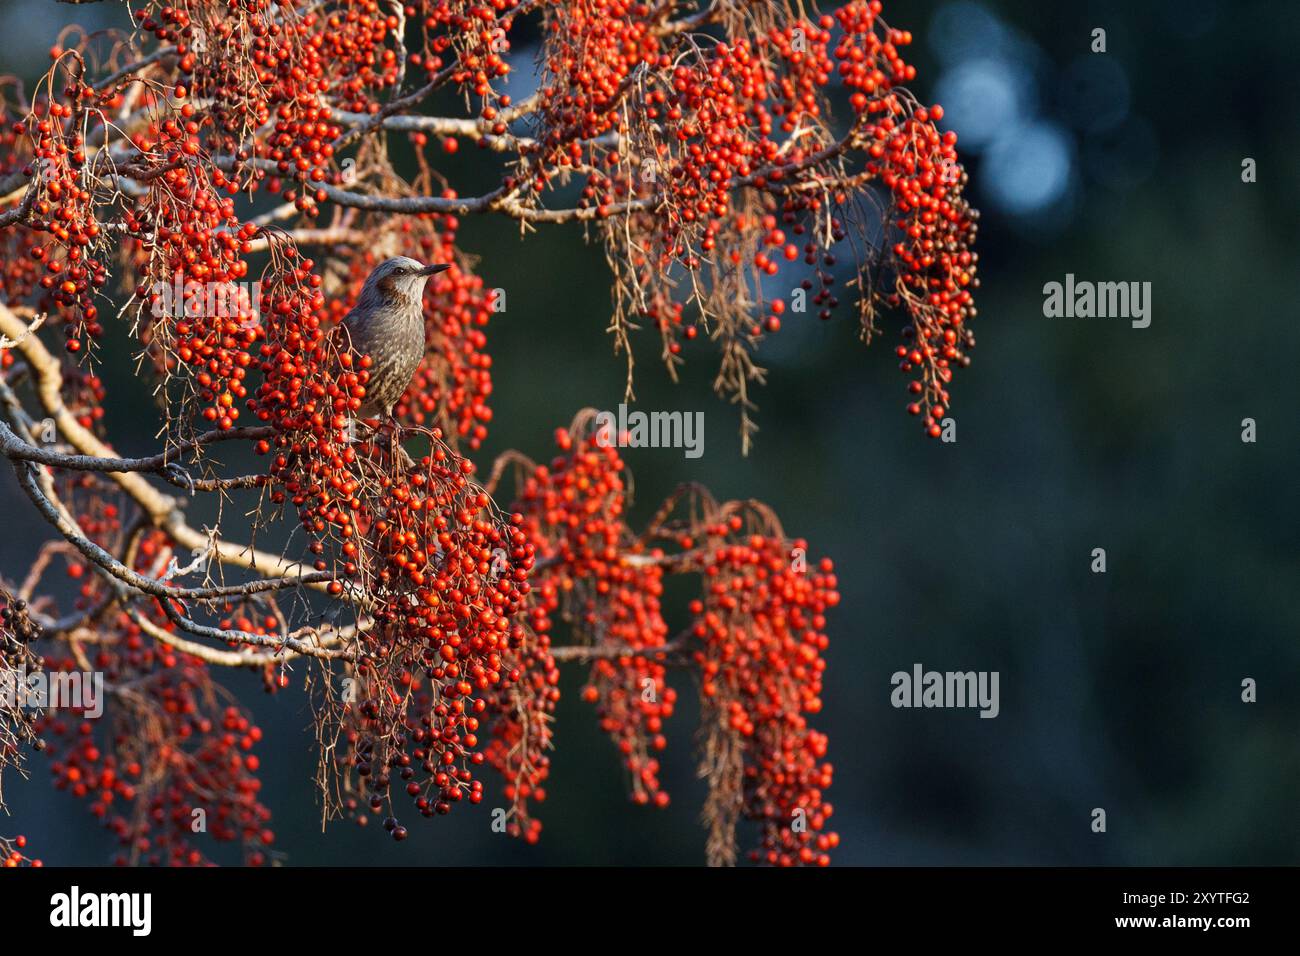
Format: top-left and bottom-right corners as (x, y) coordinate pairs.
(340, 256), (450, 419)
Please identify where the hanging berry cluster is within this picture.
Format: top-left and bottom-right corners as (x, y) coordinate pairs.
(40, 636), (275, 867)
(416, 0), (522, 100)
(482, 586), (559, 843)
(128, 166), (264, 433)
(834, 1), (980, 435)
(1, 833), (40, 867)
(0, 99), (49, 319)
(518, 0), (981, 442)
(506, 415), (676, 807)
(474, 415), (839, 864)
(532, 0), (659, 178)
(8, 476), (277, 867)
(5, 53), (115, 355)
(248, 246), (356, 552)
(685, 508), (840, 866)
(321, 435), (539, 839)
(137, 0), (404, 213)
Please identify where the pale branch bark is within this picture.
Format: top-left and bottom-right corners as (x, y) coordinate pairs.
(0, 419), (267, 491)
(0, 187), (37, 230)
(11, 458), (333, 603)
(153, 597), (358, 664)
(125, 607), (295, 668)
(219, 152), (642, 224)
(0, 301), (345, 592)
(328, 101), (616, 157)
(241, 227), (371, 252)
(330, 110), (541, 154)
(329, 0), (544, 152)
(0, 305), (178, 522)
(548, 631), (691, 663)
(531, 544), (713, 574)
(217, 151), (659, 223)
(0, 310), (44, 349)
(5, 445), (362, 665)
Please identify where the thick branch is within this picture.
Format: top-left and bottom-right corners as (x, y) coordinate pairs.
(0, 301), (339, 588)
(10, 457), (332, 604)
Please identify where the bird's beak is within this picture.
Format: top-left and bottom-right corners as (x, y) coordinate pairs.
(419, 263), (452, 276)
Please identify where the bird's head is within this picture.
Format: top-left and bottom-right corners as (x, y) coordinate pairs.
(361, 256), (451, 309)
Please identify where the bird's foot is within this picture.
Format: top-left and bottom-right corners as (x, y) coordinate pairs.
(390, 439), (414, 471)
(384, 420), (414, 472)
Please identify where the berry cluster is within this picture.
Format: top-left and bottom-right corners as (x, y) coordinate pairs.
(834, 1), (980, 434)
(483, 591), (559, 843)
(532, 0), (659, 182)
(0, 834), (40, 867)
(130, 169), (262, 431)
(7, 63), (114, 354)
(521, 0), (980, 436)
(687, 513), (839, 865)
(1, 592), (42, 799)
(18, 494), (277, 867)
(510, 420), (676, 806)
(41, 635), (275, 866)
(1, 594), (42, 647)
(417, 0), (519, 99)
(138, 0), (400, 215)
(248, 248), (350, 527)
(328, 436), (538, 838)
(0, 101), (48, 322)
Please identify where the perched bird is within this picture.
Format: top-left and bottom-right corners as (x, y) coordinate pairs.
(340, 256), (450, 420)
